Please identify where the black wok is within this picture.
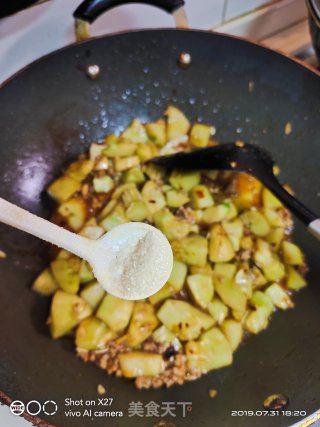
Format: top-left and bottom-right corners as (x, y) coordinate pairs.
(1, 1), (320, 426)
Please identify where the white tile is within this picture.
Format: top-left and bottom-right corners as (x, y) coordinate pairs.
(224, 0), (271, 21)
(185, 0), (225, 29)
(215, 0), (308, 39)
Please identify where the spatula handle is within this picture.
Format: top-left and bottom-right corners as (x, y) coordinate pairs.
(0, 197), (92, 260)
(265, 177), (320, 239)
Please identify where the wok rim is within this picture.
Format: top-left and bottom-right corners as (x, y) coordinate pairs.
(1, 27), (319, 92)
(1, 25), (320, 427)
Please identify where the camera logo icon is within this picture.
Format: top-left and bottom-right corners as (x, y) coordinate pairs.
(9, 400), (58, 416)
(10, 400), (25, 416)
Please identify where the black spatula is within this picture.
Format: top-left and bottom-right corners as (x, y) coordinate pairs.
(151, 142), (320, 240)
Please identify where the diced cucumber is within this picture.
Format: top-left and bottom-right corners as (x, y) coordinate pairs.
(266, 227), (284, 250)
(79, 260), (94, 284)
(214, 263), (237, 280)
(190, 185), (214, 209)
(208, 299), (229, 325)
(100, 212), (128, 231)
(65, 159), (94, 182)
(79, 223), (104, 240)
(262, 188), (282, 209)
(234, 266), (253, 298)
(250, 291), (274, 316)
(187, 274), (214, 309)
(153, 209), (191, 241)
(80, 281), (105, 310)
(126, 200), (149, 221)
(157, 299), (214, 340)
(90, 143), (106, 161)
(145, 120), (166, 147)
(56, 249), (72, 259)
(50, 290), (92, 338)
(165, 106), (190, 140)
(215, 280), (247, 312)
(98, 199), (118, 221)
(50, 257), (81, 294)
(190, 263), (213, 276)
(121, 185), (141, 208)
(241, 210), (270, 237)
(57, 198), (87, 231)
(99, 203), (128, 231)
(123, 167), (146, 184)
(169, 170), (201, 192)
(263, 208), (284, 227)
(47, 175), (81, 203)
(149, 283), (174, 305)
(282, 241), (304, 266)
(111, 183), (136, 200)
(119, 352), (164, 378)
(209, 224), (235, 263)
(166, 190), (190, 208)
(240, 236), (254, 251)
(104, 142), (137, 158)
(94, 155), (110, 171)
(222, 219), (244, 251)
(245, 308), (268, 334)
(144, 163), (165, 181)
(75, 317), (116, 350)
(141, 181), (166, 214)
(254, 239), (285, 281)
(126, 302), (159, 347)
(265, 284), (293, 310)
(213, 266), (247, 312)
(161, 184), (172, 193)
(232, 309), (247, 322)
(104, 134), (118, 145)
(202, 204), (229, 224)
(152, 325), (181, 351)
(286, 267), (306, 290)
(264, 255), (286, 282)
(32, 268), (58, 296)
(251, 266), (267, 289)
(190, 124), (211, 147)
(225, 201), (238, 220)
(221, 319), (243, 351)
(186, 327), (233, 373)
(121, 118), (148, 144)
(136, 142), (159, 162)
(167, 258), (188, 292)
(172, 235), (208, 267)
(93, 176), (114, 193)
(96, 295), (134, 331)
(114, 156), (140, 171)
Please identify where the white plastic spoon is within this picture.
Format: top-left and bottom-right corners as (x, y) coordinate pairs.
(0, 197), (173, 300)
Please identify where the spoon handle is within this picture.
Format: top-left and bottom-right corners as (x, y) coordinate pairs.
(265, 177), (320, 239)
(0, 197), (93, 260)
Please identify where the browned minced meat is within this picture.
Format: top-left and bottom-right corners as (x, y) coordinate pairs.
(77, 339), (202, 389)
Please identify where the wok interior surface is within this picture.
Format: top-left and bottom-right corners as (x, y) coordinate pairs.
(0, 29), (320, 427)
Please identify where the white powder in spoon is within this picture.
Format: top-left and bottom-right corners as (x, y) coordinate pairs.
(90, 222), (173, 300)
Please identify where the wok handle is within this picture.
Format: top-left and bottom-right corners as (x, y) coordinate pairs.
(73, 0), (187, 41)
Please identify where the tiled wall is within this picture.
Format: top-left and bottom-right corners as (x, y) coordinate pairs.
(223, 0), (273, 21)
(185, 0), (274, 28)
